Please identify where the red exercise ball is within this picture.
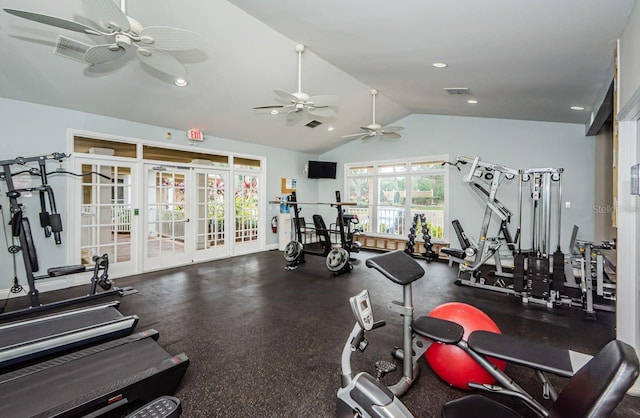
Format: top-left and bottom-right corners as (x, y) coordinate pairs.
(424, 302), (506, 389)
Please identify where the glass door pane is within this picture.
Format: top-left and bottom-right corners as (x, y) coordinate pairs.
(144, 166), (191, 270)
(194, 170), (229, 261)
(76, 159), (136, 278)
(233, 173), (260, 253)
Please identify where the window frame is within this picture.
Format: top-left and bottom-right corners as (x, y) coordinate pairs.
(344, 155), (449, 242)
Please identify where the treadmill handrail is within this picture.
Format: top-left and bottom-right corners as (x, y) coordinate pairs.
(0, 315), (138, 360)
(0, 301), (120, 330)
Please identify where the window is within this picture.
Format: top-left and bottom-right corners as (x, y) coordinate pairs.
(345, 157), (448, 240)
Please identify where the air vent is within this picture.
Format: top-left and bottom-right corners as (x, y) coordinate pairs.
(444, 88), (471, 95)
(55, 36), (91, 63)
(305, 120), (322, 128)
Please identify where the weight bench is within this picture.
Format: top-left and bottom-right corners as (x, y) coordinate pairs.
(441, 339), (639, 418)
(410, 311), (604, 416)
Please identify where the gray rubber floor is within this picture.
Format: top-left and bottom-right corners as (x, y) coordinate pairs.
(3, 249), (640, 417)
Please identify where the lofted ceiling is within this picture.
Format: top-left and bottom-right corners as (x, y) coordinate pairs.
(0, 0), (636, 154)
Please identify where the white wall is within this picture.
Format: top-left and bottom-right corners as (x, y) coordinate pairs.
(617, 0), (640, 395)
(320, 113), (594, 250)
(620, 1), (640, 112)
(0, 97), (319, 292)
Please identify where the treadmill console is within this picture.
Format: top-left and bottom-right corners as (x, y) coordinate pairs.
(349, 290), (373, 331)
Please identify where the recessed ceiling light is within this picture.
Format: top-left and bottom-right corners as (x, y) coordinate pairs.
(328, 126), (334, 132)
(270, 109), (279, 115)
(432, 62), (448, 68)
(570, 106), (585, 111)
(467, 99), (478, 104)
(174, 78), (187, 87)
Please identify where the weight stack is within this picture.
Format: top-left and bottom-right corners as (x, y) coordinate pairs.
(528, 257), (551, 299)
(551, 249), (565, 292)
(513, 253), (525, 292)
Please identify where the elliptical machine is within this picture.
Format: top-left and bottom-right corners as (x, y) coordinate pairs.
(337, 289), (414, 418)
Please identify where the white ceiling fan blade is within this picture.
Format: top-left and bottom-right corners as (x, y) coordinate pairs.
(306, 106), (336, 118)
(82, 0), (130, 32)
(136, 47), (187, 77)
(285, 109), (303, 123)
(85, 44), (125, 64)
(341, 132), (368, 139)
(138, 26), (204, 50)
(382, 126), (404, 133)
(274, 89), (298, 103)
(362, 132), (377, 142)
(253, 105), (284, 110)
(308, 95), (340, 107)
(381, 132), (402, 140)
(3, 9), (104, 36)
(55, 36), (92, 63)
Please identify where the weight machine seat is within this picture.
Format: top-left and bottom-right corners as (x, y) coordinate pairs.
(442, 339), (639, 418)
(441, 247), (466, 260)
(467, 331), (592, 378)
(412, 316), (464, 345)
(365, 250), (425, 285)
(46, 264), (87, 277)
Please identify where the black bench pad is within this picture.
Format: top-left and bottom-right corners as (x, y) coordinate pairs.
(441, 247), (466, 259)
(365, 250), (425, 285)
(412, 316), (464, 344)
(442, 394), (520, 418)
(468, 330), (590, 378)
(47, 265), (87, 277)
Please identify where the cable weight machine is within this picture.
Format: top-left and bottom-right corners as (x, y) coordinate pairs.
(443, 156), (579, 310)
(0, 153), (136, 319)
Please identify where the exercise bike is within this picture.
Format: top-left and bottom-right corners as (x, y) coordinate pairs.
(337, 289), (414, 418)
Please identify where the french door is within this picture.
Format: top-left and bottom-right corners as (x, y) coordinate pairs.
(143, 165), (192, 270)
(74, 158), (261, 275)
(74, 158), (138, 278)
(193, 169), (229, 261)
(233, 173), (260, 254)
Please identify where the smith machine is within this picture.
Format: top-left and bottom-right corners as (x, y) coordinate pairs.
(0, 153), (135, 319)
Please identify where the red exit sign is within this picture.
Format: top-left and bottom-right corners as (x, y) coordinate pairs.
(187, 129), (204, 141)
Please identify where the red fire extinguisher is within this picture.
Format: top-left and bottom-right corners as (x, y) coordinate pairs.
(271, 216), (278, 233)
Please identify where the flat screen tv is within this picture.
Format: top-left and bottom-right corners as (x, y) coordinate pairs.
(308, 161), (337, 179)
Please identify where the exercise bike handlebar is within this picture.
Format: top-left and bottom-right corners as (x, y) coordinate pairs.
(341, 319), (386, 386)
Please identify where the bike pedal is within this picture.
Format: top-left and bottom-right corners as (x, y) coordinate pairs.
(375, 360), (397, 380)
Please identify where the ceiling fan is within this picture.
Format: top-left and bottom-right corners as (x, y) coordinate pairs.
(342, 89), (404, 141)
(253, 44), (340, 123)
(3, 0), (203, 79)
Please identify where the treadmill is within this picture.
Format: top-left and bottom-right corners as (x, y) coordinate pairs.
(0, 329), (189, 417)
(0, 301), (138, 369)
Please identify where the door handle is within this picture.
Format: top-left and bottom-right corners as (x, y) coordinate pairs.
(185, 218), (190, 222)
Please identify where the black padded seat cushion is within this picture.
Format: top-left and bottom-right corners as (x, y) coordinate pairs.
(412, 316), (464, 344)
(365, 250), (425, 285)
(441, 247), (466, 259)
(468, 330), (577, 378)
(549, 340), (639, 418)
(47, 265), (87, 277)
(441, 394), (520, 418)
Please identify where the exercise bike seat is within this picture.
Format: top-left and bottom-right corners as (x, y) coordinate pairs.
(467, 330), (592, 378)
(365, 251), (425, 285)
(47, 265), (87, 277)
(412, 316), (464, 345)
